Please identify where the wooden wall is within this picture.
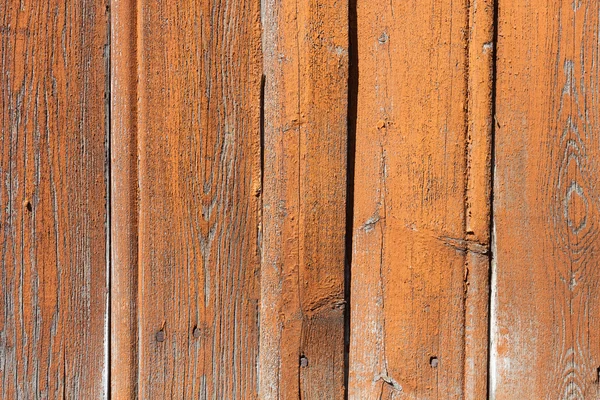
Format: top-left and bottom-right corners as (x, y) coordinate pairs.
(2, 0), (600, 398)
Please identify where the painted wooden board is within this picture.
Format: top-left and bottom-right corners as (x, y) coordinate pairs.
(491, 0), (600, 398)
(260, 0), (348, 398)
(131, 0), (262, 398)
(0, 0), (109, 398)
(110, 0), (138, 397)
(348, 0), (494, 398)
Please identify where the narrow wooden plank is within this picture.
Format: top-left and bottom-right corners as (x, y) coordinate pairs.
(348, 0), (492, 397)
(136, 0), (262, 398)
(110, 0), (138, 397)
(0, 1), (109, 398)
(260, 0), (348, 398)
(464, 0), (495, 398)
(491, 0), (600, 398)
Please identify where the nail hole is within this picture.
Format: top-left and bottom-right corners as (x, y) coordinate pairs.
(193, 327), (201, 338)
(430, 356), (439, 368)
(156, 330), (165, 342)
(300, 355), (308, 368)
(378, 32), (389, 44)
(24, 199), (32, 212)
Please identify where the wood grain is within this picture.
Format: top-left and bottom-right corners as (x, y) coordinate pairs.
(464, 0), (495, 398)
(347, 0), (493, 398)
(491, 0), (600, 398)
(135, 0), (262, 398)
(0, 0), (109, 398)
(260, 0), (348, 398)
(110, 0), (138, 397)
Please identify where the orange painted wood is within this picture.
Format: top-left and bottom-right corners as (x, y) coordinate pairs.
(260, 0), (348, 398)
(0, 0), (109, 398)
(110, 0), (138, 397)
(134, 0), (262, 398)
(491, 0), (600, 398)
(464, 0), (495, 398)
(348, 0), (493, 398)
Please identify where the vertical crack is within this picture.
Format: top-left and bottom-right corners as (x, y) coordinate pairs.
(487, 0), (499, 398)
(104, 1), (112, 397)
(344, 0), (358, 397)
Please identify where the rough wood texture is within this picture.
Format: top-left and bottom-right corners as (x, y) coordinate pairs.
(463, 0), (495, 398)
(491, 0), (600, 398)
(135, 0), (262, 398)
(110, 0), (138, 397)
(0, 0), (109, 398)
(260, 0), (348, 398)
(348, 0), (493, 398)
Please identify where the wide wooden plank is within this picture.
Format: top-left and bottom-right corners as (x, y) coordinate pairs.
(348, 0), (493, 398)
(135, 0), (262, 398)
(0, 1), (109, 398)
(260, 0), (348, 398)
(491, 0), (600, 398)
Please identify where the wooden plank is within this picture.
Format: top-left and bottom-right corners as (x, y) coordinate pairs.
(135, 0), (262, 398)
(491, 0), (600, 398)
(110, 0), (138, 397)
(463, 0), (495, 398)
(348, 0), (493, 397)
(260, 0), (348, 398)
(0, 1), (109, 398)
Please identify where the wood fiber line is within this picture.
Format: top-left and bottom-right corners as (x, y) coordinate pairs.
(260, 0), (348, 398)
(0, 0), (109, 398)
(491, 0), (600, 398)
(110, 0), (138, 397)
(136, 0), (262, 398)
(348, 0), (493, 398)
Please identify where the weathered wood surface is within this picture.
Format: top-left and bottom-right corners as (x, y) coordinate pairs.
(10, 0), (600, 397)
(348, 0), (493, 398)
(491, 0), (600, 398)
(0, 0), (109, 398)
(110, 0), (138, 397)
(132, 0), (262, 398)
(260, 0), (348, 398)
(463, 0), (495, 398)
